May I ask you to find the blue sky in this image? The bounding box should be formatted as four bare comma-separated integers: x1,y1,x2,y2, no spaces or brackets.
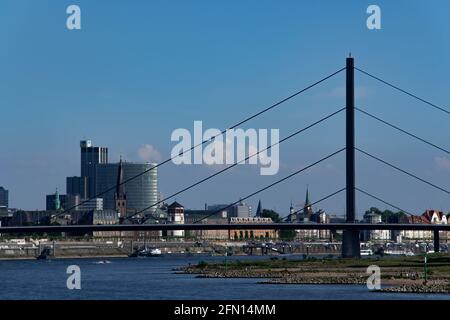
0,0,449,218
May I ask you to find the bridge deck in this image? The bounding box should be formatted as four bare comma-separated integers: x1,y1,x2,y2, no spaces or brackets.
0,223,449,234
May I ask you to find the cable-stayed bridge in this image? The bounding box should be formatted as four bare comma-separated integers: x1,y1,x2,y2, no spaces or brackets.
2,56,449,258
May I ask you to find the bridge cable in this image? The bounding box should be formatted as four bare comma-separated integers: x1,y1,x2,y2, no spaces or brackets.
356,147,450,195
193,148,346,224
282,187,346,222
55,67,346,218
356,107,450,154
355,67,450,116
355,187,415,216
133,107,346,222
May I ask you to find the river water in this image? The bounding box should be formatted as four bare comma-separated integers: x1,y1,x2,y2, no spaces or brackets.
0,255,448,300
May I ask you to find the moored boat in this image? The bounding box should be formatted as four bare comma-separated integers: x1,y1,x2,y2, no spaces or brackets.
129,247,162,257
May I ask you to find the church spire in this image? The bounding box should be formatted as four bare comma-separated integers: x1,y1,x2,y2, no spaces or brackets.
256,200,262,217
305,185,310,207
303,185,312,217
116,157,126,200
115,158,127,219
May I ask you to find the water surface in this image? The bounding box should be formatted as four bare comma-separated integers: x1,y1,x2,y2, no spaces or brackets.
0,256,448,300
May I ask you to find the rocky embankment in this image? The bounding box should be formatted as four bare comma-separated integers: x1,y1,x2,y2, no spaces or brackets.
180,257,450,294
378,281,450,294
182,267,282,278
259,275,366,285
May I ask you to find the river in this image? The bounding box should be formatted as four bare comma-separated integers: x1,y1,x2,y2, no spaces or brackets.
0,255,448,300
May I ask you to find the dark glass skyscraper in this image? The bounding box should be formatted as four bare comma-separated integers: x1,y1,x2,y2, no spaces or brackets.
0,186,8,208
80,140,108,198
66,176,87,198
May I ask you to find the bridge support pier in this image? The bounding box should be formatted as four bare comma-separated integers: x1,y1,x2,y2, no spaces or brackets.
342,230,360,258
434,229,440,253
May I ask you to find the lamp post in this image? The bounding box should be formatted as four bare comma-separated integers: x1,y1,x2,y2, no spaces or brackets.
423,244,429,285
306,244,311,258
224,247,228,274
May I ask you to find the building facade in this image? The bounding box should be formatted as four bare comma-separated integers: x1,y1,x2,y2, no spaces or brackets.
310,210,332,240
10,210,52,226
0,186,8,209
66,176,88,198
361,211,391,241
78,198,104,211
167,201,184,237
229,217,277,240
95,162,158,216
207,202,251,218
184,208,229,239
80,140,108,198
291,188,331,240
399,210,448,241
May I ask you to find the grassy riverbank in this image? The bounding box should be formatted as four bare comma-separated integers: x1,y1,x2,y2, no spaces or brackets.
181,253,450,294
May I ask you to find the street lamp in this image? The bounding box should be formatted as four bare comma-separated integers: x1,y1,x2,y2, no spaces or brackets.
423,243,429,285
224,246,228,273
306,244,311,258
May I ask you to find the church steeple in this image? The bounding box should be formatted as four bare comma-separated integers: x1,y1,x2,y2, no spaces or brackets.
305,186,310,207
303,185,312,217
115,157,127,219
255,200,262,217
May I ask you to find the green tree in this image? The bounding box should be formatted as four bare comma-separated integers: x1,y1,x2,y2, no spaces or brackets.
261,209,281,222
279,229,296,241
365,207,406,223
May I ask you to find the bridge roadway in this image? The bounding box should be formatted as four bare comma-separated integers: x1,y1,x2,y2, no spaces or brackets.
1,223,450,234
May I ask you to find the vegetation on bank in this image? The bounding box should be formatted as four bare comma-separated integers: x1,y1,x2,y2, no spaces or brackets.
185,254,450,292
193,253,450,271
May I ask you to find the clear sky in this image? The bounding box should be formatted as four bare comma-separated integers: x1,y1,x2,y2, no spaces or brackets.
0,0,449,218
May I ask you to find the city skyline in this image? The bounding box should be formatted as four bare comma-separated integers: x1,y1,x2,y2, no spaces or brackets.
1,134,447,219
0,1,449,216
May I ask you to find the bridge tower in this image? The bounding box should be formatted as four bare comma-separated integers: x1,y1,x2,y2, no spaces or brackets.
342,56,361,258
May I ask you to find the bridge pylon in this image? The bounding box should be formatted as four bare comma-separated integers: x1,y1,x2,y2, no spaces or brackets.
342,56,361,258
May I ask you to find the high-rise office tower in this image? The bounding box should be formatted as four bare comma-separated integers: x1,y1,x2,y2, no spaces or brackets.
96,161,158,216
66,176,88,198
0,186,8,209
80,140,108,198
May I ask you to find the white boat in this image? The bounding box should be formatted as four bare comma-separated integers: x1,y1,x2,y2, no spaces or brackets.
385,249,409,256
360,249,373,256
129,247,162,257
149,248,162,256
